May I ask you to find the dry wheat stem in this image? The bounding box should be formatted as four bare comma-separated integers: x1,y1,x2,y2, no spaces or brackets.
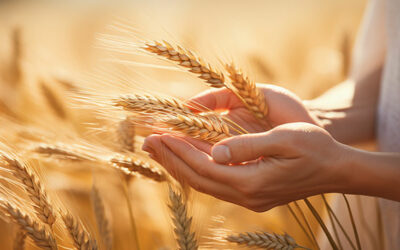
62,211,98,250
13,230,27,250
10,27,22,85
40,81,67,119
1,202,58,250
117,116,136,153
226,231,308,250
91,186,113,250
164,114,231,143
168,187,198,250
115,94,192,115
226,64,269,120
144,41,225,87
110,155,167,182
2,156,56,226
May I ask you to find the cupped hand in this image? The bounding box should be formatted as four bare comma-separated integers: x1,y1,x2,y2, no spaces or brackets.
142,122,351,212
188,84,318,133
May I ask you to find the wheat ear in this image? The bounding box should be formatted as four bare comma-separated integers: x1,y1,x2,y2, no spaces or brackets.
13,230,27,250
2,156,56,226
110,155,167,182
62,211,98,250
91,186,113,250
144,41,225,87
1,202,58,250
168,187,198,250
117,116,136,153
226,63,269,120
164,114,231,143
226,232,307,250
115,94,192,115
32,144,92,162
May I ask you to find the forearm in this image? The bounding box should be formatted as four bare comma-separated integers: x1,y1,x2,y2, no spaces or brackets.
305,67,382,144
339,147,400,201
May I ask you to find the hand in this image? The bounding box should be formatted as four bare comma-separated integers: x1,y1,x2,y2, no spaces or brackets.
142,122,350,212
188,84,318,133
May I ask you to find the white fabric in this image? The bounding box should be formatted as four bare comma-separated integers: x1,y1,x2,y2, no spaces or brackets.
377,0,400,248
320,0,400,249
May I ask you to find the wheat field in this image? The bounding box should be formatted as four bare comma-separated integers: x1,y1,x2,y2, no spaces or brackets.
0,0,367,249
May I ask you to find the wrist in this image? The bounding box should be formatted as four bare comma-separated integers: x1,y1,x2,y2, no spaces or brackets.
332,145,381,196
326,143,362,194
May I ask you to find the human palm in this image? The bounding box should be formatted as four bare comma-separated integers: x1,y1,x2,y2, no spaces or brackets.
189,83,318,133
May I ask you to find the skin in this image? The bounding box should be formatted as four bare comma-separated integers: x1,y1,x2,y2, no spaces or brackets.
142,78,400,212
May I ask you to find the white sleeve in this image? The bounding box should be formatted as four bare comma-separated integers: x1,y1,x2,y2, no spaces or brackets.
350,0,386,82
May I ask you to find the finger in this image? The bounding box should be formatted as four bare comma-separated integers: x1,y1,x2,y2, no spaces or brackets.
142,134,161,155
160,134,247,184
147,137,243,203
181,136,212,155
187,88,242,112
211,130,284,164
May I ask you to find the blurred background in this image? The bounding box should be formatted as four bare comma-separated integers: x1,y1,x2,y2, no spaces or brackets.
0,0,367,249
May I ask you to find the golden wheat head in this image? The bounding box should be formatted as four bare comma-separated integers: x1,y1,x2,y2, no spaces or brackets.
1,201,58,250
144,41,225,88
1,155,56,226
226,231,306,250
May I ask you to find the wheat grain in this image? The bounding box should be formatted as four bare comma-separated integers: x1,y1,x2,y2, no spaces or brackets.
117,116,136,153
144,41,225,87
115,94,192,115
168,187,198,250
91,186,113,250
1,202,58,250
164,114,231,143
13,230,27,250
1,156,56,226
226,63,269,120
110,155,167,182
62,211,98,250
226,231,305,250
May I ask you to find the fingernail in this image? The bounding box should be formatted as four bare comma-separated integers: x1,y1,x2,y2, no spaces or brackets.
212,145,231,163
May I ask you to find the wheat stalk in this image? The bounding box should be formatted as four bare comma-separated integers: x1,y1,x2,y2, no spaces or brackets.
1,201,58,250
144,41,225,88
13,230,27,250
226,231,307,250
225,64,268,120
1,156,56,226
164,114,231,143
110,155,167,182
117,116,136,153
10,27,23,86
62,211,98,250
115,94,192,115
168,187,198,250
91,186,113,250
39,81,67,119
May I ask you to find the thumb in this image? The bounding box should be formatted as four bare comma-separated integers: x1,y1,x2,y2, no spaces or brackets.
211,131,281,164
